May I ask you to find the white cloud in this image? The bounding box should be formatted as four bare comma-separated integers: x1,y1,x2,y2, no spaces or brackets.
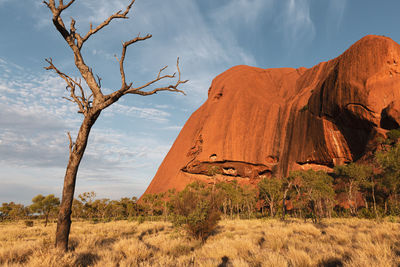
279,0,316,45
0,55,181,201
28,0,260,107
327,0,347,31
80,0,127,24
212,0,274,25
4,0,275,201
107,103,171,123
0,59,172,172
162,125,182,131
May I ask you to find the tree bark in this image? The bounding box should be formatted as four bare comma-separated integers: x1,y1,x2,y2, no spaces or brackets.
269,201,274,217
372,184,377,217
281,188,289,221
45,213,49,227
55,113,99,251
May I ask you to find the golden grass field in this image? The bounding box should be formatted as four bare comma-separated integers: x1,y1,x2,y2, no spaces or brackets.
0,218,399,267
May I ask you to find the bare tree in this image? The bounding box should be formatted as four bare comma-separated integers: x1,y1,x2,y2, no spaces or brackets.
43,0,187,251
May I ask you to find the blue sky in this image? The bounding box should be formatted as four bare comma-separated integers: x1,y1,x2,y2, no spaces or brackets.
1,0,400,204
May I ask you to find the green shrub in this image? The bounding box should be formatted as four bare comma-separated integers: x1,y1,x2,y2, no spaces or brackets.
386,215,398,223
386,128,400,143
170,182,221,241
357,208,375,219
137,215,145,224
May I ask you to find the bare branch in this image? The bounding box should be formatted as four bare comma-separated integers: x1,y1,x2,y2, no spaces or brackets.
62,96,74,103
125,57,188,96
69,17,84,47
60,0,75,11
43,1,51,9
44,58,90,115
80,0,136,47
98,57,186,111
67,132,74,155
96,75,102,88
157,66,168,79
117,33,152,89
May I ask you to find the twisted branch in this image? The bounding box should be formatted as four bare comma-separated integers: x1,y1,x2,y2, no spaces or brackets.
43,0,187,114
44,58,91,115
80,0,135,47
116,33,152,89
126,57,188,96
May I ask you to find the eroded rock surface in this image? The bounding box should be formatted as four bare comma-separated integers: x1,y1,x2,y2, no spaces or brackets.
143,35,400,195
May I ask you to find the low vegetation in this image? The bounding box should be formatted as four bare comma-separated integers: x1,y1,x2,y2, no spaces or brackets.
1,130,399,265
3,130,400,227
0,218,399,266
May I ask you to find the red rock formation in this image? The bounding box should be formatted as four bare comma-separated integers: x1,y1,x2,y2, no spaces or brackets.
143,35,400,195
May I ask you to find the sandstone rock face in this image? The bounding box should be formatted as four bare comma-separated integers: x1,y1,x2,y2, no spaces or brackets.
143,35,400,195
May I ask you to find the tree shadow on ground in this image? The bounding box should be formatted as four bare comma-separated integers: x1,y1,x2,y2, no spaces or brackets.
217,256,230,267
318,258,343,267
74,252,99,267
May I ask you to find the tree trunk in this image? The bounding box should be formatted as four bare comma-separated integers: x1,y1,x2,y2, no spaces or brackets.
269,201,274,217
55,114,99,251
45,213,49,227
372,185,377,217
223,201,227,217
281,188,289,221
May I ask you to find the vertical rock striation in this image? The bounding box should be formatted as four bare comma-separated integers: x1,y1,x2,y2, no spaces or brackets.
143,35,400,195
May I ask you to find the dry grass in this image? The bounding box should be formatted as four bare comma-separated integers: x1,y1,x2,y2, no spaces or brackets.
0,218,399,266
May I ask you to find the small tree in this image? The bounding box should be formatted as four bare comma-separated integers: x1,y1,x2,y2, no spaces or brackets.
334,163,373,215
141,193,164,219
92,198,110,220
0,202,29,221
289,170,334,223
42,0,187,250
375,143,400,215
170,181,221,241
30,194,60,226
71,198,84,219
119,197,138,218
240,185,257,219
281,176,294,220
258,177,283,217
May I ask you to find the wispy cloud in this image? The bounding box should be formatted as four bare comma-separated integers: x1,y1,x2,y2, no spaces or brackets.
278,0,316,46
0,59,172,175
28,0,260,107
107,103,171,123
4,0,324,202
212,0,274,25
161,125,182,131
327,0,347,31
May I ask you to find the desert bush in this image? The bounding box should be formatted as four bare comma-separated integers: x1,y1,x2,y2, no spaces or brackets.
170,181,221,241
0,219,399,266
357,208,375,219
24,220,34,227
137,215,145,224
386,128,400,144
